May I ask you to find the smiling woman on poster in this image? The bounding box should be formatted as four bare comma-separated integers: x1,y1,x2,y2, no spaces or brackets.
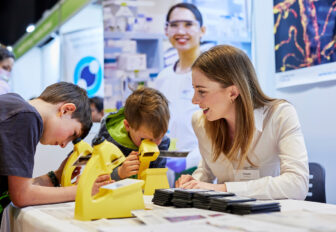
150,3,206,182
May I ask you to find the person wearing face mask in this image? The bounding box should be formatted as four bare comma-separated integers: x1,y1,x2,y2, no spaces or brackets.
0,45,15,95
149,3,206,185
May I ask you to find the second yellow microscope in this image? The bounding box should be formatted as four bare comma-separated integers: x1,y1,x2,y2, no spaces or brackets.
137,139,169,195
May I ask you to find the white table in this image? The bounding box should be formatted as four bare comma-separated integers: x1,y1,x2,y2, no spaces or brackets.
1,197,336,232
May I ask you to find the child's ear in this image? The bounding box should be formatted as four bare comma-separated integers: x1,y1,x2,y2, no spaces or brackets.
59,103,76,116
123,119,131,132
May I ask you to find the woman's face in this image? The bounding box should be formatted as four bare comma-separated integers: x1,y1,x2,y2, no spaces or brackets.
192,68,237,121
165,7,205,52
0,57,14,72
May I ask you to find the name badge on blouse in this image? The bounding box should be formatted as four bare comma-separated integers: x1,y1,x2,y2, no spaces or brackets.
235,168,260,181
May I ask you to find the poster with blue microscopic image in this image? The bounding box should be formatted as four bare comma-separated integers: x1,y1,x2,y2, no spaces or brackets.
274,0,336,88
62,27,104,97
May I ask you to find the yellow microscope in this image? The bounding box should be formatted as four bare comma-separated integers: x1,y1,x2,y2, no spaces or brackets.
137,139,169,195
74,137,145,221
61,138,93,187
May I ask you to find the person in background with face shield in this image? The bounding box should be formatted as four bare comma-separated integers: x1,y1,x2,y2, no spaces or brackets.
149,3,206,186
0,45,15,95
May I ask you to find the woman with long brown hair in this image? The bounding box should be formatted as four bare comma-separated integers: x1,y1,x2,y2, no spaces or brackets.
176,45,309,200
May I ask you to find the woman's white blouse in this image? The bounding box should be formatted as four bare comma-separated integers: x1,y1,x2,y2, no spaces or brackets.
192,102,309,200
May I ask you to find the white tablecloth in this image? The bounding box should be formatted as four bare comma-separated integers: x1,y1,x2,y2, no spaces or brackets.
1,197,336,232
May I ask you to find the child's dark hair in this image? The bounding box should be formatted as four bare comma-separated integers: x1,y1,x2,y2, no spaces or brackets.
38,82,92,139
0,45,15,61
124,87,170,139
166,3,203,26
89,96,104,113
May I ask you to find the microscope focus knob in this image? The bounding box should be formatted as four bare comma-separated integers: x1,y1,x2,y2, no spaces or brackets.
92,136,105,146
72,137,82,145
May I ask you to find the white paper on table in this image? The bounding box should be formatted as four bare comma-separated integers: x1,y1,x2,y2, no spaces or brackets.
247,210,336,231
207,216,309,232
131,207,230,225
99,223,238,232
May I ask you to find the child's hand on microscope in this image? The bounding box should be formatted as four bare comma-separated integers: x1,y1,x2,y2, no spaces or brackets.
74,173,113,195
91,174,114,195
118,151,140,179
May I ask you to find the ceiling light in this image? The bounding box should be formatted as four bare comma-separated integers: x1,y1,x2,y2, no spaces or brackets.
26,24,35,33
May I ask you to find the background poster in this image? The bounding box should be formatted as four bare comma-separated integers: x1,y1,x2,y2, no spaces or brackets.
62,27,104,97
273,0,336,88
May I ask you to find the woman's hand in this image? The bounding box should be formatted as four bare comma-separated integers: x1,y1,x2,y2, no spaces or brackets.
118,151,140,179
175,174,195,187
176,174,227,192
180,180,214,190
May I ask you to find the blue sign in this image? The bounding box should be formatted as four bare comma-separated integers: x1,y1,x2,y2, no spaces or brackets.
74,56,102,97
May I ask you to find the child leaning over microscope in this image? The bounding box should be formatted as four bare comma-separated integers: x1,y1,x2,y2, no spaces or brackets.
93,87,170,180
